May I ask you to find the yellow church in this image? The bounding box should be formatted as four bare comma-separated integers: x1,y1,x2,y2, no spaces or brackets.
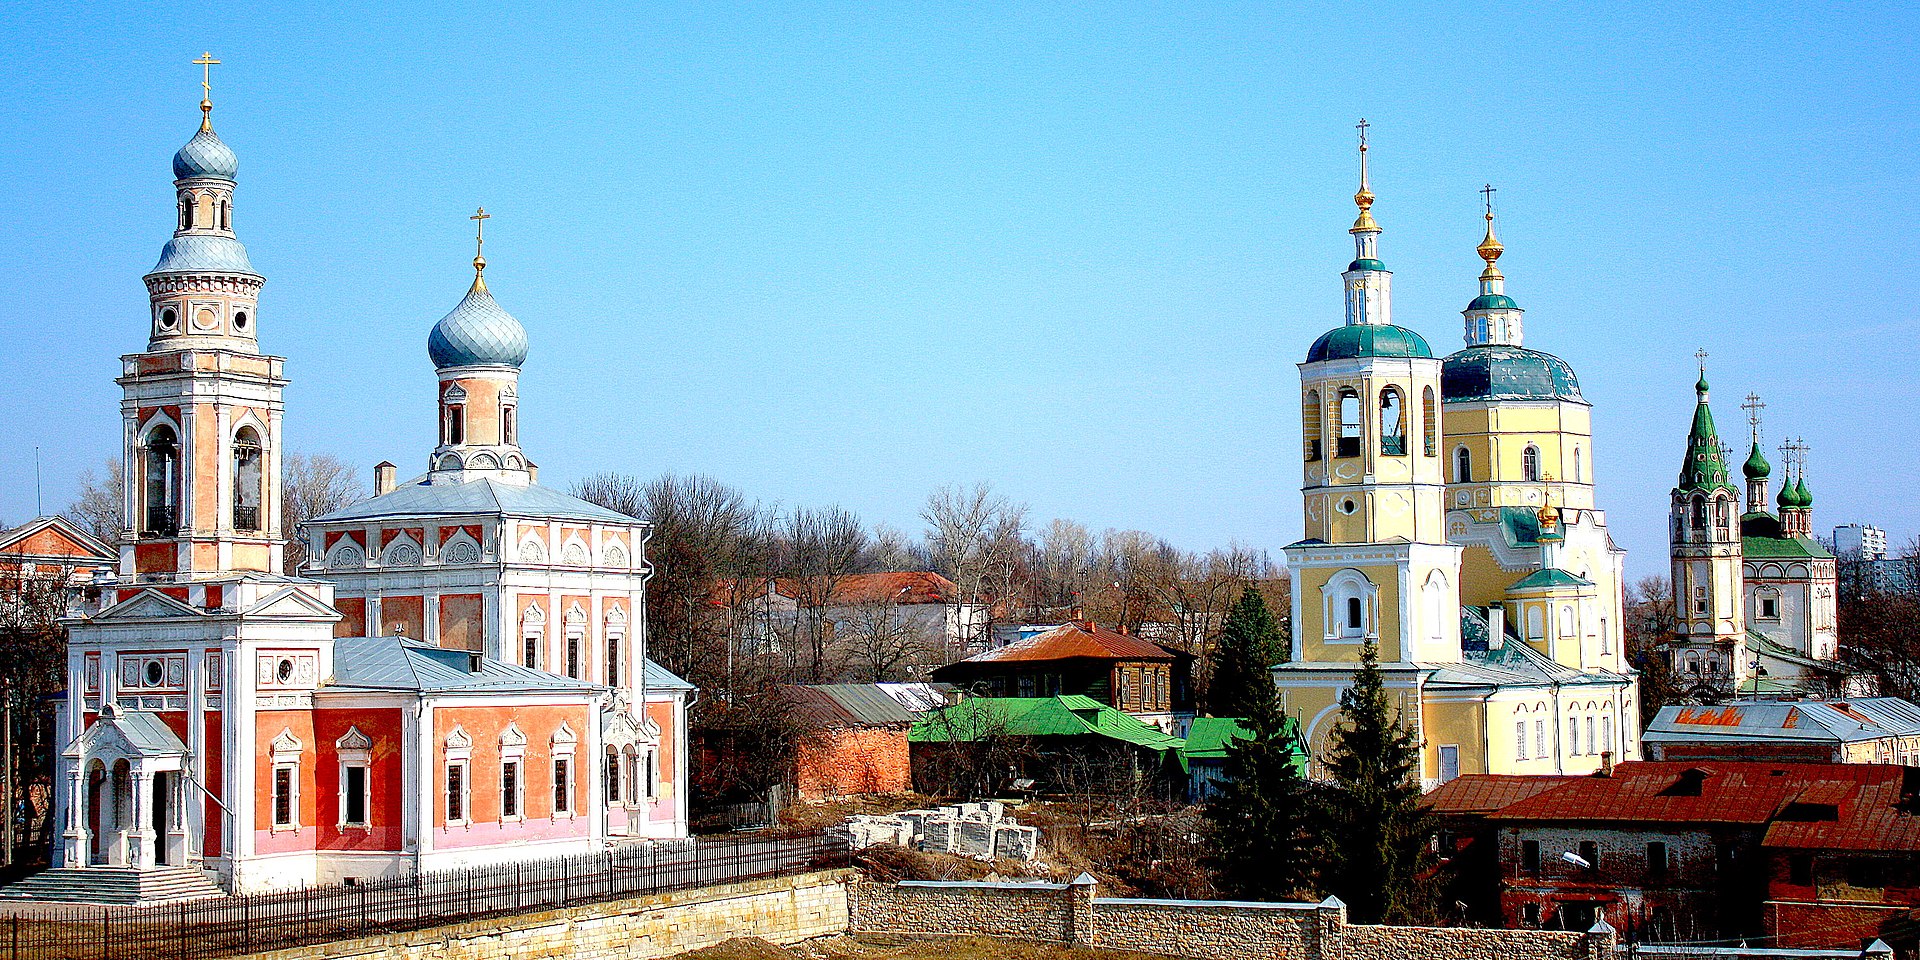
1272,127,1639,787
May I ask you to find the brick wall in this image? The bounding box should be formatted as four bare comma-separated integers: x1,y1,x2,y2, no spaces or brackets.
796,727,911,800
236,870,854,960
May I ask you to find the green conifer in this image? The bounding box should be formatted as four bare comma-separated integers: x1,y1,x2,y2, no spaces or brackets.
1203,650,1316,900
1205,587,1287,718
1318,639,1437,924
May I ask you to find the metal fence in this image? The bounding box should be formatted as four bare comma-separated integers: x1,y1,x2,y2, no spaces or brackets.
2,830,849,960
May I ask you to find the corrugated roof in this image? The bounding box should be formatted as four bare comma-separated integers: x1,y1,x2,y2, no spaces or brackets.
1644,697,1920,746
1422,774,1583,815
875,682,955,713
935,620,1173,672
1742,535,1833,560
1181,717,1254,760
1488,762,1917,836
314,477,639,525
791,684,918,727
909,695,1185,757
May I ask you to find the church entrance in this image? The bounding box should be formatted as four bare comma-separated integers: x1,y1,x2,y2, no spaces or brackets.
151,773,170,866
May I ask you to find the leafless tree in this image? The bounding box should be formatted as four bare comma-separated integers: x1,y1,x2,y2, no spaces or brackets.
839,595,945,682
282,453,365,569
0,561,79,862
780,505,871,682
1837,537,1920,701
63,459,124,544
923,483,1027,646
911,699,1034,798
867,522,925,572
1035,518,1096,614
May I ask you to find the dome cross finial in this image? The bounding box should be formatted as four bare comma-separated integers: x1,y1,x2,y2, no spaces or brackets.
1477,183,1504,278
1350,118,1379,234
470,207,490,290
194,52,220,131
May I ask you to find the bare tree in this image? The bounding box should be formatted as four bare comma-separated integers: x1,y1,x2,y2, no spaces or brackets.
922,483,1027,646
780,505,871,682
282,453,365,569
63,459,124,544
1837,537,1920,701
840,594,945,682
1035,518,1096,614
0,561,79,863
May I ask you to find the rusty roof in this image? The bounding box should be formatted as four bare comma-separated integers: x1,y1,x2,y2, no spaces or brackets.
937,620,1174,670
1482,762,1920,853
1644,697,1920,745
1421,774,1583,815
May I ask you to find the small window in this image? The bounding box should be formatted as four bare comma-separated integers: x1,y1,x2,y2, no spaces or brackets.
524,635,540,668
1601,716,1612,751
605,748,621,803
1522,839,1541,874
1304,390,1323,461
1535,719,1547,759
566,635,580,679
1569,722,1581,756
1346,596,1364,631
501,760,520,818
1454,447,1472,483
446,405,466,446
1648,841,1668,876
344,765,368,827
1586,716,1596,755
1337,388,1362,458
554,759,571,814
1379,387,1406,456
1522,445,1542,481
1017,674,1036,697
446,762,466,822
1522,902,1540,926
607,636,622,687
502,405,517,445
1422,386,1437,457
1788,853,1812,886
1573,447,1583,482
644,749,658,799
158,307,178,330
143,425,181,536
1578,840,1599,870
273,766,295,827
232,426,263,532
1759,595,1779,619
233,310,249,332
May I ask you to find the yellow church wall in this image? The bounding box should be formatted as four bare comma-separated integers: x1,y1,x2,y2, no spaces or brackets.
1296,562,1404,664
1456,543,1517,608
1420,697,1488,779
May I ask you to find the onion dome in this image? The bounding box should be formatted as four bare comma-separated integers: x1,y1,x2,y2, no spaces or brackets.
1306,324,1431,363
1743,443,1771,480
149,235,258,277
1441,345,1583,402
173,125,238,181
1796,477,1813,507
429,276,528,369
1777,481,1799,509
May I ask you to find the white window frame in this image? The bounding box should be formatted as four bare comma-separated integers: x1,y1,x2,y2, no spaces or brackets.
1516,721,1528,760
335,726,373,830
551,722,577,819
1322,568,1378,643
644,747,659,800
1534,719,1547,760
270,728,302,832
444,727,473,827
499,723,527,822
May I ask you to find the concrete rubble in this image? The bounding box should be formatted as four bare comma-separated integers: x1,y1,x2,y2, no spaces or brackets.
842,802,1041,862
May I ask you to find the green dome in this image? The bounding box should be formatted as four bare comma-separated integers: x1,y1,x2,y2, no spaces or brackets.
1440,345,1583,403
1795,477,1813,507
1348,258,1387,272
1466,293,1518,312
1777,480,1805,509
1743,443,1771,480
1306,324,1432,363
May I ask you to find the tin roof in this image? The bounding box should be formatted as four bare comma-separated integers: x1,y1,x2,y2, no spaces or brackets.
935,620,1173,672
313,476,638,525
1488,762,1917,834
1422,774,1583,815
909,695,1185,758
1643,697,1920,746
788,684,918,728
329,635,608,695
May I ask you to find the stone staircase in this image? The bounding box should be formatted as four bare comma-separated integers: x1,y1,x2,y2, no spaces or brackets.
0,866,226,904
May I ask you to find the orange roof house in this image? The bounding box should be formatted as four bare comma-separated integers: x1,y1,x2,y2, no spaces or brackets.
930,621,1193,733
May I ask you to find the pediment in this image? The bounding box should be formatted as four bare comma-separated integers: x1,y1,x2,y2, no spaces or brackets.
551,722,577,746
270,728,303,758
94,589,203,621
241,586,345,621
499,722,527,748
335,726,373,751
445,726,473,750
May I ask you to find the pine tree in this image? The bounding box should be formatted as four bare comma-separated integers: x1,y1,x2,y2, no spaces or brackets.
1203,656,1316,900
1205,587,1287,718
1318,639,1437,924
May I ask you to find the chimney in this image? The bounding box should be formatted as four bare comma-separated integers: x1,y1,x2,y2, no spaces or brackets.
1487,606,1506,650
374,461,397,496
1599,750,1614,776
526,460,539,483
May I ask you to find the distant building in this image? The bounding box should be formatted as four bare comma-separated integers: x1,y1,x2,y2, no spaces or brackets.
908,694,1187,796
1642,698,1920,765
723,572,988,661
930,620,1193,733
1434,761,1920,950
784,683,934,801
1181,716,1307,800
1834,524,1888,561
0,516,116,613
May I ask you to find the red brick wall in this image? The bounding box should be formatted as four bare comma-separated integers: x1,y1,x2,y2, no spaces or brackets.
795,727,910,800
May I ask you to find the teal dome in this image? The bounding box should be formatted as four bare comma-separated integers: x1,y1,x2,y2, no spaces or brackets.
428,281,529,369
1466,293,1518,312
1348,258,1387,272
1440,345,1583,402
1742,444,1771,480
173,126,238,180
148,235,259,278
1306,324,1432,363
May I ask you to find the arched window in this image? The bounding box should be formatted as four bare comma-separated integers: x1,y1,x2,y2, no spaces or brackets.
1379,387,1406,455
1336,388,1362,458
604,746,621,803
624,746,640,802
1573,447,1583,482
1422,386,1437,457
1526,605,1544,641
1522,445,1541,481
194,193,214,229
1423,570,1448,640
1346,597,1363,631
1303,390,1322,462
1690,495,1707,531
444,403,466,446
142,425,180,536
179,197,192,231
1454,447,1472,483
218,200,230,231
1324,568,1376,641
502,405,517,445
232,426,263,532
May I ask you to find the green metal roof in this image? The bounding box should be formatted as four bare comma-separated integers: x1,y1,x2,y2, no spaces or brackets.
1348,258,1387,272
1306,324,1433,363
1509,568,1595,591
1795,477,1813,507
1441,344,1584,403
1466,293,1518,312
1497,506,1544,548
1181,716,1308,775
908,695,1186,758
1742,535,1833,560
1675,379,1738,495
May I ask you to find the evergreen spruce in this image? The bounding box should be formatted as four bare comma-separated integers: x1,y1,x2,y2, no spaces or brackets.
1318,639,1437,924
1205,587,1287,718
1202,650,1316,900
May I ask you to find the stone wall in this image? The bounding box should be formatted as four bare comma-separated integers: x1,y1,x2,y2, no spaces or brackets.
850,875,1611,960
238,870,854,960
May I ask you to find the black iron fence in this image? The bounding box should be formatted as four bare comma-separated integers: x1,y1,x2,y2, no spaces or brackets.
1,830,849,960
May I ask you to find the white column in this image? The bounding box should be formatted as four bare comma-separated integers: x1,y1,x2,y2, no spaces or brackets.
62,762,88,867
129,767,154,870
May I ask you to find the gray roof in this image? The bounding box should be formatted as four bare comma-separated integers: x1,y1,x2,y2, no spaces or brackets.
812,684,918,725
312,476,638,525
1643,697,1920,746
328,635,606,694
173,125,237,180
640,658,695,692
66,709,190,759
149,235,259,277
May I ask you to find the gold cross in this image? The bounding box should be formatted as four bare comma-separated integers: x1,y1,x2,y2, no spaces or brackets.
194,52,220,126
1356,118,1369,151
470,207,490,276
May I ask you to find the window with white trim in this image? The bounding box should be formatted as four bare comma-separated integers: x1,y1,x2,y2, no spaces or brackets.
644,748,659,800
336,726,373,829
446,762,468,823
270,728,302,830
1535,719,1547,759
554,758,571,814
1569,720,1581,756
501,760,521,818
605,747,621,803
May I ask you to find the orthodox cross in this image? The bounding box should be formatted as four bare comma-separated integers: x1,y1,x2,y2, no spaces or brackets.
470,207,489,273
1741,393,1765,447
1481,183,1497,219
1356,118,1370,188
194,52,220,124
1779,437,1809,481
1694,347,1709,374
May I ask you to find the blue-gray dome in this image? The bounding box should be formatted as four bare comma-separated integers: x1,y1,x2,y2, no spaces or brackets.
148,235,259,277
173,126,238,180
1306,324,1432,363
1441,345,1584,403
428,281,529,369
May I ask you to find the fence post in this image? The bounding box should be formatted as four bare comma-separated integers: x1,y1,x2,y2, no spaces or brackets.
98,909,108,960
241,894,249,954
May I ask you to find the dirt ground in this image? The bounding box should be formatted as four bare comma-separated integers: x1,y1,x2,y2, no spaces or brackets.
677,934,1180,960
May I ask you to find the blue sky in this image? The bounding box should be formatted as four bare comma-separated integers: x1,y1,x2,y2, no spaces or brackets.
2,2,1916,575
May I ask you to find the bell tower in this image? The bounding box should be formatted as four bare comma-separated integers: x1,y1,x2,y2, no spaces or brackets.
1666,354,1745,691
118,57,286,578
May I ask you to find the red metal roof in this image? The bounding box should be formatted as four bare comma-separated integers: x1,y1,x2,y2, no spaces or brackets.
1478,761,1920,853
709,571,961,607
1422,775,1583,815
949,620,1174,666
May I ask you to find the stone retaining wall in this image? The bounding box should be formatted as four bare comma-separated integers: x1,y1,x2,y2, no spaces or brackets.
239,869,855,960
